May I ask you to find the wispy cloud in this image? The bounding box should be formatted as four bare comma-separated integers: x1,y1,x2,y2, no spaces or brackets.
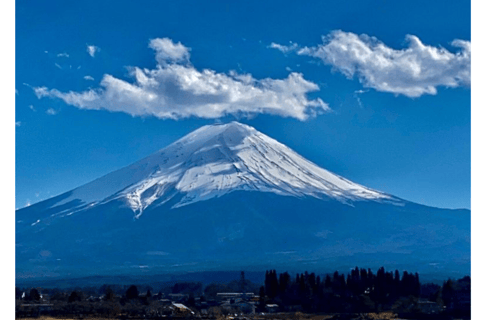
46,108,57,115
271,30,471,98
83,75,94,81
354,89,369,94
15,121,22,127
34,38,330,121
268,41,299,53
87,45,100,57
57,52,69,58
29,105,36,112
54,63,62,69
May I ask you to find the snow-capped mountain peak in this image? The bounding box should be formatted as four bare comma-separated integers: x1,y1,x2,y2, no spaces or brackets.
16,122,470,281
47,121,395,217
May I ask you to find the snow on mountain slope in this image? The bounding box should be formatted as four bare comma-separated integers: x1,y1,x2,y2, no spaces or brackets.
47,121,396,217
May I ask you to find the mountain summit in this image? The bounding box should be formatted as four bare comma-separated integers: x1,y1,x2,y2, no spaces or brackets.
16,122,470,281
38,121,395,219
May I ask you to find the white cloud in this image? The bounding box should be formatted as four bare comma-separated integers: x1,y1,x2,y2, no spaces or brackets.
15,121,21,127
55,63,62,69
34,38,329,121
87,45,100,57
57,52,69,58
268,42,299,53
46,108,57,115
29,105,36,112
272,31,471,98
148,38,190,65
84,75,94,81
353,91,365,108
354,89,368,94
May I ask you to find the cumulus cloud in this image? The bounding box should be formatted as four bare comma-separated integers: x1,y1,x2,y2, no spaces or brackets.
148,38,190,65
87,45,100,57
34,38,329,120
83,75,94,81
272,31,471,98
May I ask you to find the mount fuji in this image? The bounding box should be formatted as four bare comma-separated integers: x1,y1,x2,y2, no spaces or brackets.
16,122,470,280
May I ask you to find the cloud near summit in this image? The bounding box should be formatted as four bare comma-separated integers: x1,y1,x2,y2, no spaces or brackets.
34,38,329,121
270,31,470,98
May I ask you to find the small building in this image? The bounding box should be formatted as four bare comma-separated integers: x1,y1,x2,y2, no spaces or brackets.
172,302,194,315
265,304,279,313
159,299,172,305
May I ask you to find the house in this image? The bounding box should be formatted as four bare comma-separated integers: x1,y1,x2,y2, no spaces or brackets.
159,299,172,305
172,303,195,315
265,304,279,313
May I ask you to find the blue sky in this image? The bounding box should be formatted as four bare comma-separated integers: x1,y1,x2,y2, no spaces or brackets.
15,0,471,209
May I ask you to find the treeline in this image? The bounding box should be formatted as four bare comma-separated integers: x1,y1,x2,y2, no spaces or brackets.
260,267,420,313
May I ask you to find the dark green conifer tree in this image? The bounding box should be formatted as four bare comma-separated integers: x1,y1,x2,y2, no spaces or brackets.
125,285,139,300
29,288,40,301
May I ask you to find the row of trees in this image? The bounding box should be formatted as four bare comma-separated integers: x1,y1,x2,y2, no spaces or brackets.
260,267,421,313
